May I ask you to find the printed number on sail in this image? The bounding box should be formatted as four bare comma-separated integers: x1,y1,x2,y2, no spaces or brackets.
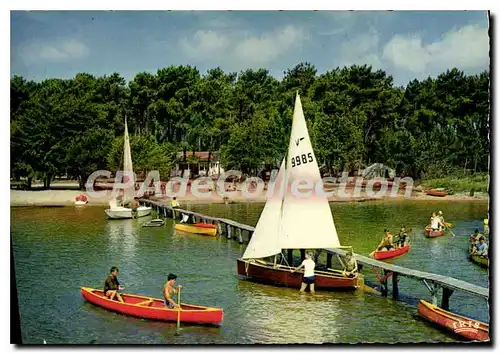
291,153,313,167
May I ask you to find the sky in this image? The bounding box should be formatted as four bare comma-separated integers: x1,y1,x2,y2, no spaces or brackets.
10,10,490,86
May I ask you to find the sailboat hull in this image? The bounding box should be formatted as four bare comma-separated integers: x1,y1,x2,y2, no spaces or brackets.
237,259,359,290
105,206,152,219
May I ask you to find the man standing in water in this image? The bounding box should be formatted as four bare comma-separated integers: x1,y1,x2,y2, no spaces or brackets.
104,266,124,302
163,273,183,309
291,252,316,294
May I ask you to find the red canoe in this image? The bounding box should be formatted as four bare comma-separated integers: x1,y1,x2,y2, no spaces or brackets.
374,244,411,260
193,223,217,229
425,189,448,197
80,287,223,325
236,259,359,289
418,299,489,341
425,226,446,238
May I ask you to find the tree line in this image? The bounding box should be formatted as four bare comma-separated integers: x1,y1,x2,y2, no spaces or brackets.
10,63,490,189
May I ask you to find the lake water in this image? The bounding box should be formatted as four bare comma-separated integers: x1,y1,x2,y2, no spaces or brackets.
11,199,489,344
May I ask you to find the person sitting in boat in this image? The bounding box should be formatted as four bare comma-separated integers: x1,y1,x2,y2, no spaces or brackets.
430,213,440,232
131,197,139,218
171,197,180,208
396,226,409,247
437,211,446,231
342,250,358,278
163,273,182,309
377,229,394,251
470,229,482,243
290,252,316,294
472,237,488,257
104,266,124,303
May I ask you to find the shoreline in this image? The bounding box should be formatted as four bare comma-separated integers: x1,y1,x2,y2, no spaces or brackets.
10,188,489,207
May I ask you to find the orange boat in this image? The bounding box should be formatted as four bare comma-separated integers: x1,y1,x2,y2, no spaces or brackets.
418,299,489,341
425,189,448,197
80,287,223,325
424,226,446,238
374,244,410,260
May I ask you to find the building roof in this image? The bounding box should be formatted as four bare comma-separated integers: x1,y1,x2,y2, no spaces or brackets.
176,151,219,161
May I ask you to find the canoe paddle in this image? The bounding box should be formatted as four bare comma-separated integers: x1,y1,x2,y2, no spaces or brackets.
445,223,456,237
177,288,182,329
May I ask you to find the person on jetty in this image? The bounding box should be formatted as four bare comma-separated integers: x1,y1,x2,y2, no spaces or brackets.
291,252,316,294
163,273,182,309
180,213,190,224
171,197,180,208
104,266,124,303
472,237,488,257
484,219,489,235
377,229,394,251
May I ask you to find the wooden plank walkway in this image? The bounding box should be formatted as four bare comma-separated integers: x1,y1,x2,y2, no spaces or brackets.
325,248,489,299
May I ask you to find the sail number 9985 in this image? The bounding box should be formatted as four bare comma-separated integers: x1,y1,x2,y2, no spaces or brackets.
291,153,313,167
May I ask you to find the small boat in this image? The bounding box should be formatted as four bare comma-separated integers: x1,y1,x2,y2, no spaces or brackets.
374,244,410,260
424,189,448,197
470,254,489,268
424,226,446,238
237,93,360,290
142,219,165,227
418,299,489,341
80,287,223,325
468,237,489,268
105,118,152,220
75,194,88,205
193,223,217,229
175,223,218,236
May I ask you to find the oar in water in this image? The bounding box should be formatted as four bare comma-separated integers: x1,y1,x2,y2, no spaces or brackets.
445,222,456,237
177,288,182,329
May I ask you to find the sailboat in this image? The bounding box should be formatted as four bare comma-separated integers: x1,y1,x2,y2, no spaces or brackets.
105,118,152,219
236,93,360,289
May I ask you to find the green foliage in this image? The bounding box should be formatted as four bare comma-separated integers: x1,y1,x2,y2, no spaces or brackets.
10,63,490,188
421,173,489,193
107,135,175,179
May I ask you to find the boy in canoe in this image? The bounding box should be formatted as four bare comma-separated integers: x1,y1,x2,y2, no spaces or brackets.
104,266,124,302
377,229,394,251
472,237,489,257
395,226,410,247
290,252,316,294
163,273,183,309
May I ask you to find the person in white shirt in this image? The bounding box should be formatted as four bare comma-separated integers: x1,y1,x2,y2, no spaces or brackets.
180,213,190,224
430,213,440,231
291,252,316,293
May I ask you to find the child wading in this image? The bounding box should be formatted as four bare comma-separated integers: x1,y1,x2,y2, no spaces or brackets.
291,252,316,293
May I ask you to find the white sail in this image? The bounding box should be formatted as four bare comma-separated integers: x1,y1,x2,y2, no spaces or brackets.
122,118,135,204
241,158,286,259
280,93,341,249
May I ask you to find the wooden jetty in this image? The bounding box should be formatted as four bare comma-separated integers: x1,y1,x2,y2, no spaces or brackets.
140,199,490,310
325,248,488,309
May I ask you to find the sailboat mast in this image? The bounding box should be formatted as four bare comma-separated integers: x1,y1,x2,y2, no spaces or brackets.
122,116,135,204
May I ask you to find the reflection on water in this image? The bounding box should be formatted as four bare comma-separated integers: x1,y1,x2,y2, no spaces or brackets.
235,280,341,343
106,219,138,261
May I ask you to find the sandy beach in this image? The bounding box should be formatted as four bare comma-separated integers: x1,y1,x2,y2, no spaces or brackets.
10,180,488,207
